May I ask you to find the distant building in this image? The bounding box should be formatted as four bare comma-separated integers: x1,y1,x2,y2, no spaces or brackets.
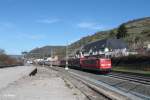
139,41,150,54
145,41,150,50
75,38,128,58
148,44,150,49
46,56,58,61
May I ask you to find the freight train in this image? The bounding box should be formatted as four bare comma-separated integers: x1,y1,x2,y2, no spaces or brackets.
45,56,112,73
70,57,111,72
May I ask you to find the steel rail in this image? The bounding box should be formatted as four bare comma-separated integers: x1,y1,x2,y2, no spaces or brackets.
107,73,150,85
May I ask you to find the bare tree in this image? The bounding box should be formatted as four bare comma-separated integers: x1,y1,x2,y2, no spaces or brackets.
0,49,5,54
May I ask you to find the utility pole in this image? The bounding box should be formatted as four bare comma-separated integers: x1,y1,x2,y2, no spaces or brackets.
65,42,69,70
42,53,45,67
50,48,53,67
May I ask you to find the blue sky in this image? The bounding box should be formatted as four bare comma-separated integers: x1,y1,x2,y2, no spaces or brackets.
0,0,150,54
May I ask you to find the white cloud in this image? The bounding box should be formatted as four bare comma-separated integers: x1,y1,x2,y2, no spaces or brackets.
36,18,60,24
77,22,104,30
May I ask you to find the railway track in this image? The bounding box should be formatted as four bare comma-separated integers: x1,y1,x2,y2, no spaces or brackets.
45,66,111,100
107,72,150,85
46,66,150,100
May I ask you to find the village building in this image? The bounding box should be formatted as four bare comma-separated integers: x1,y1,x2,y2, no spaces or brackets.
75,38,129,58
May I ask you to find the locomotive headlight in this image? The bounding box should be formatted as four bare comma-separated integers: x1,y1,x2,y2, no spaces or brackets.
101,64,106,66
101,63,111,66
107,64,111,66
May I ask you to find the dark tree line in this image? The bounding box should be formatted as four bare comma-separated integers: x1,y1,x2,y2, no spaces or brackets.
108,24,128,39
116,24,128,39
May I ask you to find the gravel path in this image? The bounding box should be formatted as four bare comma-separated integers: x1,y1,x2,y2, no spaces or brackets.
0,67,86,100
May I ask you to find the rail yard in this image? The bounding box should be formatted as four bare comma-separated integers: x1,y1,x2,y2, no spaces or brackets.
45,65,150,100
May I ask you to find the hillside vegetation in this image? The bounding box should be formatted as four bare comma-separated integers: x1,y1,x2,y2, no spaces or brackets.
69,17,150,51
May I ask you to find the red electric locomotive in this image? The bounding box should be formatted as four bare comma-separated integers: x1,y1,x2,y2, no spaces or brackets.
80,57,111,72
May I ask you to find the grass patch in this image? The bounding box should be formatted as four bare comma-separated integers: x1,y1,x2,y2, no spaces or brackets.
112,66,150,77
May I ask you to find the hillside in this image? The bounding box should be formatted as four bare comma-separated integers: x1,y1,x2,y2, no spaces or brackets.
29,17,150,58
28,46,66,59
69,17,150,51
